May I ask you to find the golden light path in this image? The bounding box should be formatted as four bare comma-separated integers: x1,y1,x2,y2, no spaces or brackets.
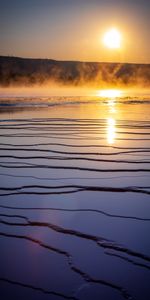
107,117,116,145
103,28,121,49
97,89,122,145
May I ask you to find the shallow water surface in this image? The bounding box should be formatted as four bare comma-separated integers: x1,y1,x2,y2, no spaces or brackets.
0,94,150,300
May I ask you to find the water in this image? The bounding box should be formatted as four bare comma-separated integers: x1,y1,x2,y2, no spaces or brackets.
0,93,150,300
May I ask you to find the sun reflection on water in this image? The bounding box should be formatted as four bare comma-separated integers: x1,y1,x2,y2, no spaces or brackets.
107,117,116,144
97,89,121,145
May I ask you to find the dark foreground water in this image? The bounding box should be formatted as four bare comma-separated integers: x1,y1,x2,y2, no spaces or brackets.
0,93,150,300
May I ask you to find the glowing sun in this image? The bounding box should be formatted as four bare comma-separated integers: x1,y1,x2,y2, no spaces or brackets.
103,28,121,49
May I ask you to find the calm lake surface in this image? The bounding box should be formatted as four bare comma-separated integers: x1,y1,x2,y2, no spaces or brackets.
0,93,150,300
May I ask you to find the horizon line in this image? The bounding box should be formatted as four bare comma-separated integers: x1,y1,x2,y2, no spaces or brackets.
0,55,150,65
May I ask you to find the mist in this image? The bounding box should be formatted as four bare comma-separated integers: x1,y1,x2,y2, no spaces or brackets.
0,56,150,97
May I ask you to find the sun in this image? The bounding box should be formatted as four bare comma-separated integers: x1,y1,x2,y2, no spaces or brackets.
103,28,121,49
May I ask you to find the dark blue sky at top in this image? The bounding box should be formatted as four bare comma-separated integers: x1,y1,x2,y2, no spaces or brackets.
0,0,149,62
0,0,149,17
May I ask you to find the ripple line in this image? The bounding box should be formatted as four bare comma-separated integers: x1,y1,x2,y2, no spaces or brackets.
0,146,150,156
0,184,149,196
0,277,78,299
0,206,149,222
0,154,149,164
0,163,150,173
0,231,133,299
1,215,150,265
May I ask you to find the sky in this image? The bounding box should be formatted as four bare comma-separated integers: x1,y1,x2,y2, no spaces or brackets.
0,0,149,63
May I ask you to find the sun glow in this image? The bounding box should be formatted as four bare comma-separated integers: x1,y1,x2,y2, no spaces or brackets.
98,89,122,98
103,28,121,49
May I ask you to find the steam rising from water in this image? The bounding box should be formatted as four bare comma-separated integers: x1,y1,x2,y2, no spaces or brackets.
0,56,149,98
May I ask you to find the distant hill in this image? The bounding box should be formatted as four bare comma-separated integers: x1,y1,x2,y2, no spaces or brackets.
0,56,150,87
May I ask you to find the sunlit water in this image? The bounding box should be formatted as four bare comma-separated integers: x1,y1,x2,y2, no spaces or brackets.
0,92,150,300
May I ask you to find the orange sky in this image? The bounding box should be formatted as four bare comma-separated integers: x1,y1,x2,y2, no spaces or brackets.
0,0,149,63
